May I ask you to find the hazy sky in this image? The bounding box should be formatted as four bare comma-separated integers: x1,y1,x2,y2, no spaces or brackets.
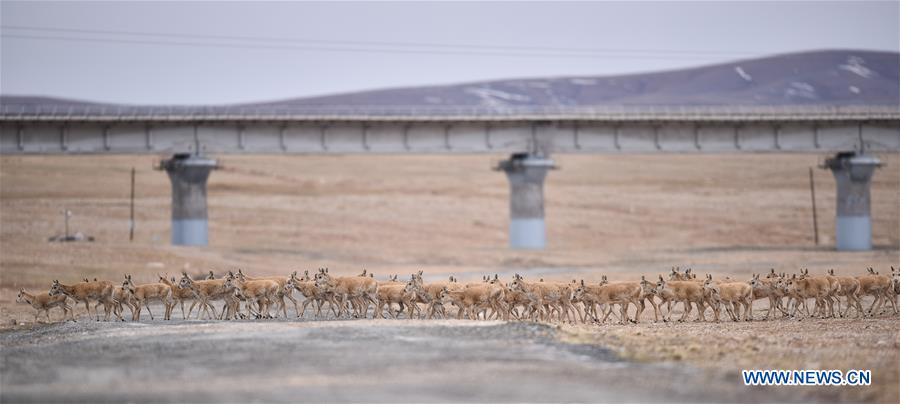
2,1,898,105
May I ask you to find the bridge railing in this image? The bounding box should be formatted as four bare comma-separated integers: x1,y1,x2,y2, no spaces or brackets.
2,103,899,121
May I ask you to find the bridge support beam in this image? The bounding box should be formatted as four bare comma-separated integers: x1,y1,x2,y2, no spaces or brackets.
822,152,881,251
158,154,218,246
496,153,556,249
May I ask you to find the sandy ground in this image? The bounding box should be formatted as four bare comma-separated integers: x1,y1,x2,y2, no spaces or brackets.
1,153,899,402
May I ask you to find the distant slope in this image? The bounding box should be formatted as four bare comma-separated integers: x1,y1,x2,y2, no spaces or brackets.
2,50,897,109
250,49,899,107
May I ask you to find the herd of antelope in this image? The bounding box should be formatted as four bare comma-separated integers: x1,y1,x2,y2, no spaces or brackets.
14,266,900,325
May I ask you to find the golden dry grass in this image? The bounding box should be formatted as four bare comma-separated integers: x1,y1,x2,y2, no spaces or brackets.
1,153,896,292
1,153,899,402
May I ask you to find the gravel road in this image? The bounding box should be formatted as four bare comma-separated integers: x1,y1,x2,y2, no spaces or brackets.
0,318,821,403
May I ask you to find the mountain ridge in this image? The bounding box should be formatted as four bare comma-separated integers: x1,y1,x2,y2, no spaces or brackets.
2,49,898,108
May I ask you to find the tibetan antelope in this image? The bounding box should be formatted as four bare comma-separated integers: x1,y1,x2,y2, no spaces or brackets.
374,279,419,319
702,275,752,321
122,275,175,321
287,270,335,318
654,276,707,322
227,276,280,319
572,279,641,324
314,268,378,318
16,289,74,323
785,271,831,318
826,269,864,317
748,274,788,320
159,275,196,319
857,268,897,316
235,269,299,318
178,271,235,319
49,279,116,321
417,275,465,319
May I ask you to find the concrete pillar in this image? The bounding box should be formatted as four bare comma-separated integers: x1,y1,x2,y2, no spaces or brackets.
495,153,556,249
159,153,217,246
822,152,881,251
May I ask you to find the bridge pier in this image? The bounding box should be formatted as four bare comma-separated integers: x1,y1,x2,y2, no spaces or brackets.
158,153,218,246
496,153,556,249
822,152,881,251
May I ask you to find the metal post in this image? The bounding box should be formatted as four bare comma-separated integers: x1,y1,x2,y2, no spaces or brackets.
157,154,218,246
821,152,882,251
808,167,819,245
495,153,556,249
129,167,135,242
63,208,70,239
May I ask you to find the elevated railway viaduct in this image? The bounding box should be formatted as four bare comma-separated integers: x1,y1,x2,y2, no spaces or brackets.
2,104,898,250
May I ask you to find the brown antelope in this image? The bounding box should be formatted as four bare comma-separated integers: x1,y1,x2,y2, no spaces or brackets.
572,281,602,323
403,271,431,318
477,275,515,320
287,270,336,318
228,276,280,319
703,275,752,321
415,275,465,319
503,281,535,320
429,287,455,319
785,272,832,318
403,279,429,319
572,279,641,324
578,277,646,323
314,268,378,318
235,269,299,318
512,274,576,323
857,268,897,316
16,289,74,323
765,268,780,279
511,280,548,321
122,275,175,321
826,269,864,317
159,275,195,319
374,280,418,319
544,281,579,323
797,268,840,318
748,274,788,320
108,284,135,321
618,276,659,322
443,286,488,321
634,276,661,322
464,277,509,320
178,271,235,319
655,276,707,322
444,277,507,321
217,286,245,320
668,267,687,281
49,279,116,321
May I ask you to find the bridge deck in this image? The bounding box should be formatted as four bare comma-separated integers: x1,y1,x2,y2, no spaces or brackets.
1,105,898,154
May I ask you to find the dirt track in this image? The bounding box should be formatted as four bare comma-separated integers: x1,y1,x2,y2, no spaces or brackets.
1,318,875,403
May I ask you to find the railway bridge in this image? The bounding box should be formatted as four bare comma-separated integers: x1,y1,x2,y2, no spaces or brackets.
2,104,898,250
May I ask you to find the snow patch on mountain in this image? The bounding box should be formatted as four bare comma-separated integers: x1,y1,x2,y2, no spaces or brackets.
464,87,531,107
734,66,753,82
570,78,598,85
849,86,861,94
785,82,817,99
464,88,531,101
839,56,875,78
